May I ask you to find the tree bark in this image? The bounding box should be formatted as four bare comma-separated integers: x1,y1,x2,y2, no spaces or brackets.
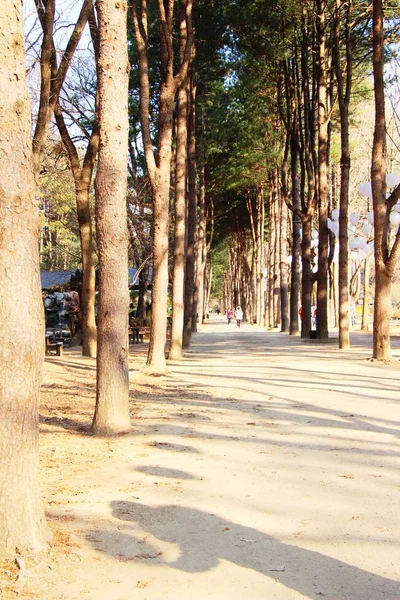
183,77,197,346
194,117,207,326
170,76,188,360
290,144,301,335
92,0,130,434
316,0,329,340
371,0,391,360
361,255,371,331
334,0,352,350
0,1,50,553
54,103,98,357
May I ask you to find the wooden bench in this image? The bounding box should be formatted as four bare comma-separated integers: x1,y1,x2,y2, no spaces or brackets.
129,325,150,344
45,336,63,356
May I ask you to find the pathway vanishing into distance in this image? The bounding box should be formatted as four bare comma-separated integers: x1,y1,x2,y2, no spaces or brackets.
42,316,400,599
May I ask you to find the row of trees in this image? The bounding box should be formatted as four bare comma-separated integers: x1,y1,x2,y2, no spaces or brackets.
1,0,399,553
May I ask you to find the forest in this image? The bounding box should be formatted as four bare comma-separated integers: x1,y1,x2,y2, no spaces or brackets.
1,0,400,569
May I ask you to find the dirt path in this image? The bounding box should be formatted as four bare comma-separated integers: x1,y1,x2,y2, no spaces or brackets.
3,317,400,599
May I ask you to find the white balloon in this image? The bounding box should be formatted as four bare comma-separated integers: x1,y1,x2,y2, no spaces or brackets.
311,229,319,239
358,239,368,251
286,255,293,264
362,223,371,237
350,250,359,260
331,208,339,221
327,218,332,230
386,172,400,188
331,222,339,236
349,238,357,250
366,211,374,225
348,223,356,233
394,202,400,212
350,212,360,226
311,238,318,248
368,241,374,254
389,211,400,225
357,181,372,198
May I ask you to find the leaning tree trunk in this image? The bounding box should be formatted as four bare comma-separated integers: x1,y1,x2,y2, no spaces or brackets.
92,0,130,434
0,2,50,553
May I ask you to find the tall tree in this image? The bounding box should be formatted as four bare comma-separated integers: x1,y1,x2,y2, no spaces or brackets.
92,0,131,434
0,0,50,552
32,0,93,180
371,0,400,360
316,0,331,340
54,11,100,357
131,0,194,374
170,8,192,360
333,0,353,349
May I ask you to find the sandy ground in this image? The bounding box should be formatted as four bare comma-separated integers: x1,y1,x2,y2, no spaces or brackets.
2,316,400,600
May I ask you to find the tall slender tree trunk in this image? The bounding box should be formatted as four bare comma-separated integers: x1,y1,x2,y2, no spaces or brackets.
54,103,98,357
273,174,281,327
0,1,50,552
280,186,289,331
290,145,301,335
183,78,197,345
316,0,329,339
361,255,371,331
334,0,352,349
301,216,313,337
170,77,188,360
371,0,391,360
194,119,207,326
92,0,130,434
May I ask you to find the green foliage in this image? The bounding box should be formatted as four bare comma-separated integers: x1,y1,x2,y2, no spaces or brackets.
39,143,83,270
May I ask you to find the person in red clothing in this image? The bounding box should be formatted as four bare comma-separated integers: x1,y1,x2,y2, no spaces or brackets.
227,308,233,324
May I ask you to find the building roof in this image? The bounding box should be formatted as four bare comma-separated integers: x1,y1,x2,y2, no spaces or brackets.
41,268,152,291
128,267,152,287
41,270,75,291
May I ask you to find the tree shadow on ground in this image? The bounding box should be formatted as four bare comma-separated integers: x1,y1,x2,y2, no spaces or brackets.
85,501,400,600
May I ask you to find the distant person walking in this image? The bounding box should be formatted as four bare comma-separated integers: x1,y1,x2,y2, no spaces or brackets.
235,305,243,328
227,308,233,325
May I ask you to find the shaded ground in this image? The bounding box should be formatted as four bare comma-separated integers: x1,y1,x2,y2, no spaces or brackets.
2,316,400,599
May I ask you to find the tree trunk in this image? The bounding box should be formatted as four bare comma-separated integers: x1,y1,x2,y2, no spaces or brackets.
371,0,391,360
92,0,130,434
183,78,197,345
280,187,289,331
54,102,98,358
170,78,188,360
194,119,207,326
361,255,371,331
290,145,301,335
334,0,352,350
76,182,97,357
316,0,329,340
0,1,50,553
301,216,313,337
